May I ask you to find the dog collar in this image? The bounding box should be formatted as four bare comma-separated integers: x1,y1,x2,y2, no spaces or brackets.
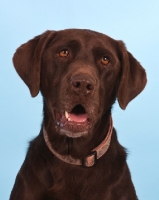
43,117,113,167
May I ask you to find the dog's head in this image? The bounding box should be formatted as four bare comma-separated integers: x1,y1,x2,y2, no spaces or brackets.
13,29,147,138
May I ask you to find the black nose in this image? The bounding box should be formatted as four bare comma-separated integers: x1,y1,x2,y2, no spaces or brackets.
71,74,95,95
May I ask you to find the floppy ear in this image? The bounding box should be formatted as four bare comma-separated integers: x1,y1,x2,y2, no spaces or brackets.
117,41,147,109
13,30,56,97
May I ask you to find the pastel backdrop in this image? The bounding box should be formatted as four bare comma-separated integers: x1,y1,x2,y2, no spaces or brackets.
0,1,159,199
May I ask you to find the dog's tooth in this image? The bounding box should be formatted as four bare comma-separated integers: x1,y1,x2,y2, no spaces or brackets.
65,111,69,119
68,117,71,121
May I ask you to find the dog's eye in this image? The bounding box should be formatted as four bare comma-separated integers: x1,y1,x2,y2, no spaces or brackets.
59,49,69,57
101,56,110,65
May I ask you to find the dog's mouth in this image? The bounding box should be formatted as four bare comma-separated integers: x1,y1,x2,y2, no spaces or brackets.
55,104,91,138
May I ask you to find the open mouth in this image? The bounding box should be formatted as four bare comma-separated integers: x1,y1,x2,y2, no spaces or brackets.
55,104,91,138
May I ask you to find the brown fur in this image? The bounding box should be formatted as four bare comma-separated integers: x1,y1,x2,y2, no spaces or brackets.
10,29,147,200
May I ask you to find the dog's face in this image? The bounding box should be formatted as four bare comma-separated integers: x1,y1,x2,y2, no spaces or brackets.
40,30,121,138
13,29,147,139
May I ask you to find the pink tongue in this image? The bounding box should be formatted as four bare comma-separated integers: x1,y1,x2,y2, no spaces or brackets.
68,113,88,122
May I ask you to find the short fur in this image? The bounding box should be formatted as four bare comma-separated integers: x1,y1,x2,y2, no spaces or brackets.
10,29,147,200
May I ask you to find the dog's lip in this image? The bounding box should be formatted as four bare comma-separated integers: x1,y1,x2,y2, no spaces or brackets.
54,104,91,136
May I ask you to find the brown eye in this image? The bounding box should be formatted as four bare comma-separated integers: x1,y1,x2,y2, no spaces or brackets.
59,49,69,57
101,56,110,65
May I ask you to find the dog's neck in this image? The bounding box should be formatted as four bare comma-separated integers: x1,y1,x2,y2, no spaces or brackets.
43,116,113,167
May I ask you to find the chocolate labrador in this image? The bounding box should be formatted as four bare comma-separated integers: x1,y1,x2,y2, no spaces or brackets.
10,29,147,200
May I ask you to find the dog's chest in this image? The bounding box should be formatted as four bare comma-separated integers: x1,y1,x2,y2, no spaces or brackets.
47,164,112,200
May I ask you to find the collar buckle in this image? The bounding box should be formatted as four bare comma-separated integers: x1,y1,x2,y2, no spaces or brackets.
82,151,97,167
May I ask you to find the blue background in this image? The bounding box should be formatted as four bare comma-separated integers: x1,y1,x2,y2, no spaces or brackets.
1,0,159,199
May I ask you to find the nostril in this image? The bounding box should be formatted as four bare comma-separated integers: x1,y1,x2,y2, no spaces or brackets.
72,81,81,88
87,83,94,91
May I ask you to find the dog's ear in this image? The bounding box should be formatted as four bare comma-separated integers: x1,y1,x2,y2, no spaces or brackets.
117,41,147,109
13,31,55,97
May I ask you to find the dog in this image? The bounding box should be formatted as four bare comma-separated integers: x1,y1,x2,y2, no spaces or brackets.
10,29,147,200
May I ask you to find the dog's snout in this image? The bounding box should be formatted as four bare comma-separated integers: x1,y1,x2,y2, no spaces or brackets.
71,74,95,95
